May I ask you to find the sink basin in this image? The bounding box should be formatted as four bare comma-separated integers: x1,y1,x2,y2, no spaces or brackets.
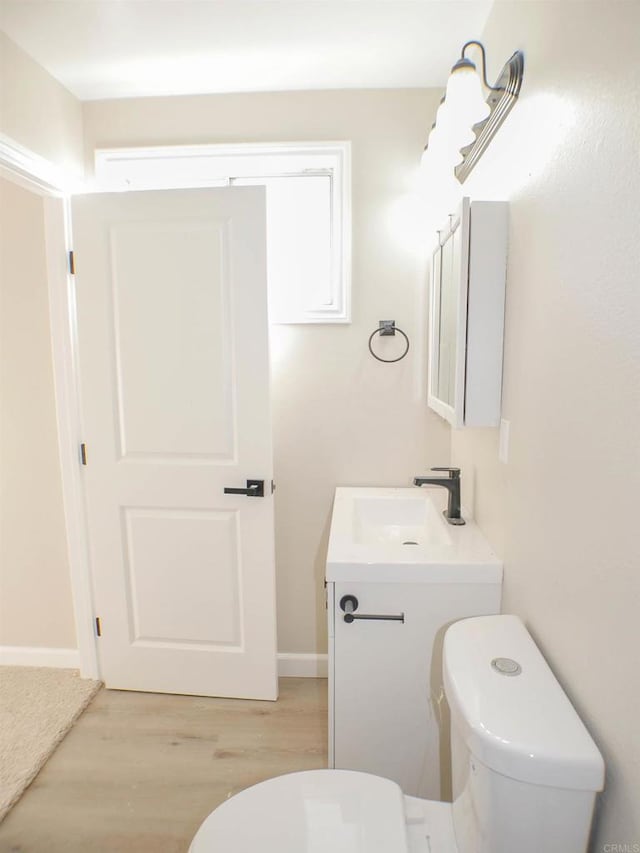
353,494,451,546
326,487,502,583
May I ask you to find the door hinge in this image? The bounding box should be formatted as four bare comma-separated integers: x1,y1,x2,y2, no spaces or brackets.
95,617,102,637
80,443,88,465
68,250,75,275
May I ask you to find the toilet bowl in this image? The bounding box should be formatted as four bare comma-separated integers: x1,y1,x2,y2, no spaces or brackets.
189,769,455,853
190,615,605,853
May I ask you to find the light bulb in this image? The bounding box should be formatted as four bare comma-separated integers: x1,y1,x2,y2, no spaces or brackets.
434,100,476,158
428,122,464,168
445,62,491,125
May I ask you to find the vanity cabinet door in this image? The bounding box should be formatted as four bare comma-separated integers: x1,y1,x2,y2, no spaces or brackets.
330,581,501,799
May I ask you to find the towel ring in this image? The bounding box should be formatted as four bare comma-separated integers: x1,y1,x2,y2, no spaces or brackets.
368,320,410,363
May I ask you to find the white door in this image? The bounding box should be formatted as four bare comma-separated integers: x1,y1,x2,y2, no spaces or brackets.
72,187,277,700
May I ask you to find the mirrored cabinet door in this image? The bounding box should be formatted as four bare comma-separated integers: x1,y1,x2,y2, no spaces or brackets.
428,198,508,428
436,216,461,408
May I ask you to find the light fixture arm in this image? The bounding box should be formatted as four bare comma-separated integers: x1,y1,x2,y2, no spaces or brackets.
460,40,498,91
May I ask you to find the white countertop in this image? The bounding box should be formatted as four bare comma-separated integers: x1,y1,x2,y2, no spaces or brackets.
326,487,502,584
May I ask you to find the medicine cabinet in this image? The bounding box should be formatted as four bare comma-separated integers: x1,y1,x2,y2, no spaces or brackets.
428,197,508,428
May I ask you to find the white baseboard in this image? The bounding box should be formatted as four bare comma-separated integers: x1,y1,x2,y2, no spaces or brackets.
0,645,81,669
277,653,328,678
0,646,325,678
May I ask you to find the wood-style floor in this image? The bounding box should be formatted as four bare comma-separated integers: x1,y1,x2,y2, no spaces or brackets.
0,678,328,853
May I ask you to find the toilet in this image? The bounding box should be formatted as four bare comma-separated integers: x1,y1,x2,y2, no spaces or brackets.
189,615,605,853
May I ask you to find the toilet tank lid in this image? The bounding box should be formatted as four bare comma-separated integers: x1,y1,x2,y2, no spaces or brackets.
443,615,605,792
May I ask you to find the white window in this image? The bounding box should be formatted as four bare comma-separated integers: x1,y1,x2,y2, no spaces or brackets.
94,143,351,324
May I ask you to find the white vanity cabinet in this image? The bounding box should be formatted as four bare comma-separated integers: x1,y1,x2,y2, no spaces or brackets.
327,579,501,799
428,198,508,428
326,487,503,800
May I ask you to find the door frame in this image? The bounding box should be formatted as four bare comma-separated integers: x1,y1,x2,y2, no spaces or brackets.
0,133,100,678
1,135,338,682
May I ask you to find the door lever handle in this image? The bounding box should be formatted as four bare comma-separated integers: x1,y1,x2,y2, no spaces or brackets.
224,479,265,497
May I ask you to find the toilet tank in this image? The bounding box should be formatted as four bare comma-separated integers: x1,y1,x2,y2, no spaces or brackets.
443,615,604,853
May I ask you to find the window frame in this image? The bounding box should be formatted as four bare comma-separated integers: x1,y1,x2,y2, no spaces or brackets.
93,142,351,324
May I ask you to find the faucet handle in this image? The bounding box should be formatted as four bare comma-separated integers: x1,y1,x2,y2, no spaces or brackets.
430,467,460,479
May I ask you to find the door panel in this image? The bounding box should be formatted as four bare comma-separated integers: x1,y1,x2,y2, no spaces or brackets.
122,508,241,647
72,187,277,699
111,218,233,459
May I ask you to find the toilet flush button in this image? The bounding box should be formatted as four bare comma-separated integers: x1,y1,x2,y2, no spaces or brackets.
491,657,522,676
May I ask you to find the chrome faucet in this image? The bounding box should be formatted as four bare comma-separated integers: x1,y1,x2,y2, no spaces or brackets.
413,467,465,525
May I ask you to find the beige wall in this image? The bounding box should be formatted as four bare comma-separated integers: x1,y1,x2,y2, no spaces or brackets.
0,177,76,648
447,2,640,848
83,89,450,655
0,32,84,176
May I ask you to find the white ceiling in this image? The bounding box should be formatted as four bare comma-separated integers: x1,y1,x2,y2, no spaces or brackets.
0,1,493,101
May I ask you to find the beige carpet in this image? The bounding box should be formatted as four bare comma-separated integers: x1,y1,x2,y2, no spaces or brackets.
0,666,101,822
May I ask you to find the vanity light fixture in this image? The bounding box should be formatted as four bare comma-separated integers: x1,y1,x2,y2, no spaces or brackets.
422,41,524,182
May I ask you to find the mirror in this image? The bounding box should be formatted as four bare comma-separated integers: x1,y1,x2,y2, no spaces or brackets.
427,197,508,429
435,223,461,406
429,210,463,414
